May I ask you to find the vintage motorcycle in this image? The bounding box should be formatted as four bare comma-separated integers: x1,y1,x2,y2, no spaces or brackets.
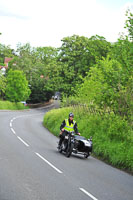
58,131,92,158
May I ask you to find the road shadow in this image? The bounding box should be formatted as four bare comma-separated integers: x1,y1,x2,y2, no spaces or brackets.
51,148,92,161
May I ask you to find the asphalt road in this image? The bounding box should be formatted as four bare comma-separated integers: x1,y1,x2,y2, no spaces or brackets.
0,103,133,200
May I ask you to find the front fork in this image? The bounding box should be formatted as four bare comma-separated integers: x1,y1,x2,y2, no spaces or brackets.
67,136,74,151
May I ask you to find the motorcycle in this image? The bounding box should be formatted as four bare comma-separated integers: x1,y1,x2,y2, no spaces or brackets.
58,131,92,158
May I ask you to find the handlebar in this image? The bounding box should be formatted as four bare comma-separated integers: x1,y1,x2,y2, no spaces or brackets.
64,130,75,137
64,130,74,133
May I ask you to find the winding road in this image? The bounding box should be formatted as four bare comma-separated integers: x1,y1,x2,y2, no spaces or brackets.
0,103,133,200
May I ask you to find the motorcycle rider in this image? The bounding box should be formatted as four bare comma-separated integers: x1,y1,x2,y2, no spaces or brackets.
58,112,80,149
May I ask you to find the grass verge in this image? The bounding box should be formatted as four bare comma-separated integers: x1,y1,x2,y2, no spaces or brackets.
43,107,133,174
0,100,29,110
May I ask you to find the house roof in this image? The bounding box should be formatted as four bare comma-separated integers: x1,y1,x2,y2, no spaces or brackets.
0,57,13,70
4,57,12,63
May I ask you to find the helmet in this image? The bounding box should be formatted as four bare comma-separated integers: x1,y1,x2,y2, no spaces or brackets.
69,112,74,118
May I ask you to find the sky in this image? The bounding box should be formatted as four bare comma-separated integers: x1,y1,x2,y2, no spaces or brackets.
0,0,133,50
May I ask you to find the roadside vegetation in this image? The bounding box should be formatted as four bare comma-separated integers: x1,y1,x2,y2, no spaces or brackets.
0,100,29,110
44,107,133,174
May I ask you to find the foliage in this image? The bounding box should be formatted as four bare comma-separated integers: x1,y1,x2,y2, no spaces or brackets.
8,44,58,103
110,36,133,73
77,57,132,119
0,63,5,66
28,71,53,103
0,44,15,61
1,9,132,105
6,35,111,101
0,72,7,98
43,107,133,173
124,9,133,41
6,69,31,102
57,34,111,96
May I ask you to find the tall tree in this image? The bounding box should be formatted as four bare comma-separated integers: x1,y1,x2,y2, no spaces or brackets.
57,34,111,96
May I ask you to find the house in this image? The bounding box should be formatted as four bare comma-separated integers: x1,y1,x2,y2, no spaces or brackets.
0,57,13,74
4,57,13,68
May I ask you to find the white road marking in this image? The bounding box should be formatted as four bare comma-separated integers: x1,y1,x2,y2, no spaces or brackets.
35,152,63,174
17,136,29,147
79,188,98,200
8,111,100,200
11,128,16,135
9,112,63,175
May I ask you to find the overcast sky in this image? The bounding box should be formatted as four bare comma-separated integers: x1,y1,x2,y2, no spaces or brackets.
0,0,133,49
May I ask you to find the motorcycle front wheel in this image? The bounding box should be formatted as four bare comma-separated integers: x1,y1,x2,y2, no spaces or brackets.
66,143,74,157
58,146,62,153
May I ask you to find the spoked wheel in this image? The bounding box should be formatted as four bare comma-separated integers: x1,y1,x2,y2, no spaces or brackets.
66,143,74,157
58,141,67,153
58,146,62,153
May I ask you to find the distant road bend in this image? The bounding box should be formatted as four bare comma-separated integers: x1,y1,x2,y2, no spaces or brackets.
0,103,133,200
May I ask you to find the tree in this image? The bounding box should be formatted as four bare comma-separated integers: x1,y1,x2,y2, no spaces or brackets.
8,44,58,103
58,35,91,78
6,70,31,102
125,9,133,41
109,9,133,74
27,70,53,103
77,56,132,118
57,35,111,96
35,46,58,64
0,72,7,99
0,44,15,64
